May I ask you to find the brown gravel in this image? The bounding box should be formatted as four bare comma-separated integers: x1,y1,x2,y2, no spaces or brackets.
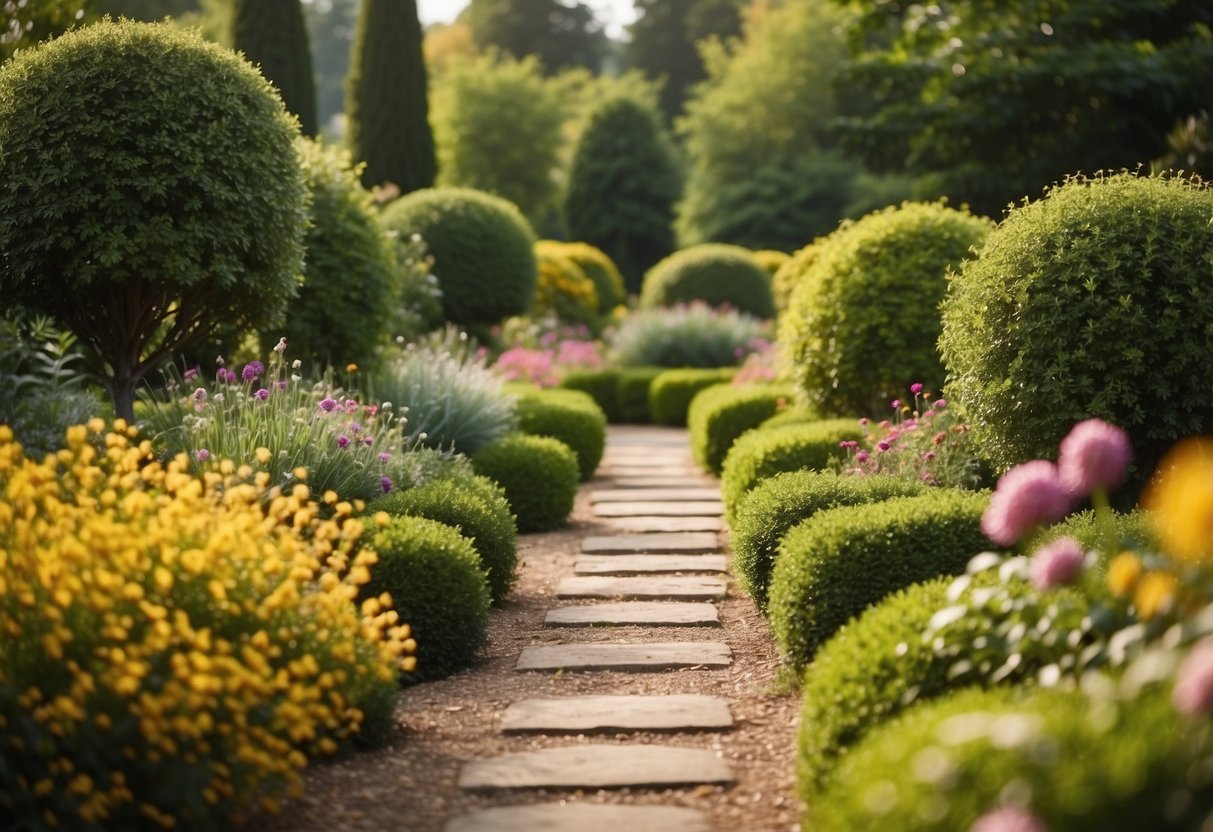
266,427,803,832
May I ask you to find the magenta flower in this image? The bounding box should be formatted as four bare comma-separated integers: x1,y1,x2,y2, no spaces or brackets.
877,441,892,452
255,388,269,401
859,418,869,427
195,449,210,462
183,366,200,382
1173,637,1213,716
910,382,923,394
337,435,350,449
969,806,1046,832
981,460,1073,546
241,360,265,382
345,399,360,414
934,399,947,410
379,476,393,494
856,451,870,463
319,398,338,412
1057,418,1132,497
276,380,288,390
379,452,391,463
891,399,902,409
1029,536,1085,589
223,368,238,383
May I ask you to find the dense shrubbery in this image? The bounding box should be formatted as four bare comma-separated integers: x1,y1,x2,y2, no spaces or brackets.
610,302,769,369
640,244,776,319
649,368,738,426
751,249,790,280
771,243,820,312
545,241,627,312
514,387,607,481
472,434,580,532
617,366,665,424
560,368,622,422
687,383,795,474
531,242,600,330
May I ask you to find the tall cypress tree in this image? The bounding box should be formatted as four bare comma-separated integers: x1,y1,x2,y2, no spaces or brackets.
231,0,318,136
345,0,436,193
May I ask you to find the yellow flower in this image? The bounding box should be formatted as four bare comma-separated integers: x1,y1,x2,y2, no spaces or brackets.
1134,570,1178,620
1107,551,1143,597
255,447,271,465
1142,437,1213,562
345,363,358,373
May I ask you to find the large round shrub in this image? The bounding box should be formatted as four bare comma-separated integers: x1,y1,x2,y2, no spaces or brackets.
379,187,537,326
531,242,600,329
550,241,628,312
640,244,776,318
687,383,795,474
514,387,607,481
472,434,580,532
771,242,821,312
781,202,992,415
939,173,1213,485
649,368,738,426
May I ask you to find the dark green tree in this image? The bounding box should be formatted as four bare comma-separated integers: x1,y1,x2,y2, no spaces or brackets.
231,0,317,135
2,0,94,59
345,0,436,192
461,0,608,74
563,94,682,294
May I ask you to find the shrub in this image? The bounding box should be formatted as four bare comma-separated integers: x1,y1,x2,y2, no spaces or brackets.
771,242,820,311
617,366,666,424
939,172,1213,490
687,383,795,474
757,406,820,430
560,368,621,422
768,489,989,669
514,387,607,481
531,242,600,330
731,470,925,608
472,434,580,532
610,302,769,369
365,515,490,683
371,477,518,603
640,244,776,319
752,249,790,280
649,368,738,427
551,241,628,312
781,201,992,415
720,419,865,523
379,187,537,327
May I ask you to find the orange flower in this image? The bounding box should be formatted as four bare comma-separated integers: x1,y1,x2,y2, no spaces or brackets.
1141,438,1213,562
1134,570,1178,620
1107,551,1143,597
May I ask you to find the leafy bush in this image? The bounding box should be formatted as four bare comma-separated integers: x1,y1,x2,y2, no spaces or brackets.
379,187,537,327
781,202,992,415
514,387,607,481
752,249,790,280
531,242,600,329
551,241,628,312
560,368,622,422
731,470,925,608
768,489,989,669
649,367,738,427
640,243,776,319
610,302,769,369
687,383,795,474
758,406,821,430
771,242,821,312
365,515,490,683
939,172,1213,488
617,366,666,424
472,434,580,532
371,477,518,603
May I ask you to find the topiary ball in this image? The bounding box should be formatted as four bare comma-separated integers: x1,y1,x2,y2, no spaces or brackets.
548,240,628,312
771,242,821,312
514,387,607,481
365,515,490,683
532,242,600,329
379,187,537,326
472,434,580,532
649,367,738,427
687,382,796,474
640,244,776,319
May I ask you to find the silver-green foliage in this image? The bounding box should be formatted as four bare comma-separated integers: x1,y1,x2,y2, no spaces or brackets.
610,303,768,369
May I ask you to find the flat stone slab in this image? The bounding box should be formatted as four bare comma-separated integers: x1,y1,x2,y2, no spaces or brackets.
446,804,711,832
458,745,734,790
501,694,734,734
593,501,723,517
581,532,719,554
599,466,702,478
608,477,715,489
557,576,727,600
544,602,720,627
516,641,732,672
599,455,693,468
602,516,725,533
590,487,720,503
574,554,728,576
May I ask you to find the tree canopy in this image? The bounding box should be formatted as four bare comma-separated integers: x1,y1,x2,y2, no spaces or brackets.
460,0,608,74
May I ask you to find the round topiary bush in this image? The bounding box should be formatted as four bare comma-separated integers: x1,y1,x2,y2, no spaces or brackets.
771,242,821,312
379,187,537,326
472,433,580,532
514,387,607,481
371,478,518,603
640,244,776,319
649,368,738,427
532,242,600,329
768,489,989,669
731,470,926,608
549,240,628,312
939,173,1213,489
780,202,992,416
560,368,622,422
687,383,796,474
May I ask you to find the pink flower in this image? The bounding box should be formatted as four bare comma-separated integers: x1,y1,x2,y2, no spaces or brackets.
1029,536,1085,589
379,452,391,463
859,418,869,427
195,449,210,462
345,399,360,414
877,441,891,452
1057,418,1132,497
981,460,1073,546
319,398,338,412
183,366,200,382
255,388,269,401
856,451,870,463
910,382,923,394
891,399,902,409
934,399,947,410
337,435,350,449
970,806,1046,832
1173,637,1213,716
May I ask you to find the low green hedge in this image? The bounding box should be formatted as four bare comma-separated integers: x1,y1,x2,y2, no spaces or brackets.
649,367,737,426
758,406,821,430
617,366,665,423
514,387,607,481
720,419,864,523
730,470,925,609
472,433,580,532
687,383,795,474
560,368,621,422
768,489,989,669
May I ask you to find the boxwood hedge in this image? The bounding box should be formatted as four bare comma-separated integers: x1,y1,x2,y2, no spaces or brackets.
649,367,738,427
514,387,607,481
687,383,795,474
472,433,580,532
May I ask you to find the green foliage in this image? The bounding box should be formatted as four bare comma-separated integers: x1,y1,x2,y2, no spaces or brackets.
371,477,517,603
752,249,789,279
939,173,1213,490
781,202,992,416
559,368,621,423
617,366,666,424
462,0,608,74
0,19,308,420
730,470,924,609
687,383,795,474
531,243,600,330
610,303,768,369
544,241,627,312
1,0,94,60
771,242,820,312
649,368,737,426
758,406,821,430
472,433,580,532
345,0,435,192
1042,509,1161,562
768,489,989,669
514,387,607,481
380,187,538,326
366,516,490,683
231,0,317,135
640,244,775,319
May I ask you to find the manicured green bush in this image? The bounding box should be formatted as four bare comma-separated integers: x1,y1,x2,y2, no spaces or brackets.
560,368,621,422
649,368,738,426
640,243,776,319
771,242,820,312
610,303,768,369
548,241,627,312
371,478,518,603
720,419,865,523
1042,508,1161,566
781,202,992,415
379,187,537,327
617,366,665,423
687,383,795,474
532,242,600,330
768,489,989,669
939,173,1213,490
752,249,790,280
472,433,580,531
514,387,607,481
731,470,925,608
758,406,821,430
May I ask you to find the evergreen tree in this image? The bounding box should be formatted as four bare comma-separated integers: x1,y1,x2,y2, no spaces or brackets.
231,0,317,135
345,0,436,193
461,0,607,74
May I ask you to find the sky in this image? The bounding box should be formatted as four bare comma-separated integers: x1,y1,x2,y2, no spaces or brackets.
416,0,638,39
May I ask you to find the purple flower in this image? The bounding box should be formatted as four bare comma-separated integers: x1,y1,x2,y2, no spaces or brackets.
891,399,902,409
276,380,288,390
1029,536,1085,589
319,398,338,412
934,399,947,410
910,382,923,394
1173,637,1213,716
241,360,265,383
982,460,1073,546
222,368,238,384
379,452,391,463
969,806,1046,832
856,451,870,463
255,388,269,401
349,422,362,435
192,387,208,403
877,441,891,452
195,449,210,462
183,366,200,382
1057,418,1132,497
379,476,393,494
337,435,350,449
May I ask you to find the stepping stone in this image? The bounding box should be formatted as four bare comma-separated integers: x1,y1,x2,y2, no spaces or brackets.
599,466,702,478
557,576,727,600
574,554,727,576
600,456,692,468
446,804,711,832
593,501,723,517
516,641,731,672
501,694,734,734
602,516,725,533
544,601,720,627
590,487,720,503
459,744,733,790
608,477,714,489
581,532,719,554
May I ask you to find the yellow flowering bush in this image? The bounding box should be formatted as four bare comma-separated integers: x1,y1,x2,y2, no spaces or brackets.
531,243,600,329
0,420,415,830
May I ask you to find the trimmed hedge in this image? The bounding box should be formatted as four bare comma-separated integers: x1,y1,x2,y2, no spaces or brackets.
617,366,665,424
730,470,925,608
640,243,776,319
758,406,821,430
560,368,621,423
472,433,580,532
771,242,820,311
649,367,738,427
514,387,607,481
687,383,795,474
768,489,989,669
